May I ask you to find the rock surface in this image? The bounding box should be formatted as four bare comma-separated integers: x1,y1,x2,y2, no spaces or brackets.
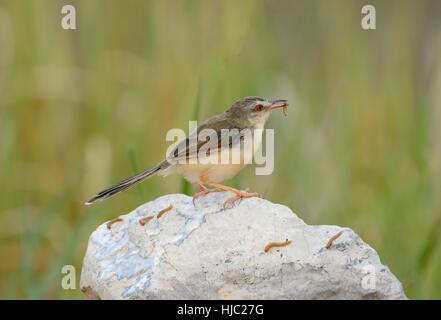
80,193,407,299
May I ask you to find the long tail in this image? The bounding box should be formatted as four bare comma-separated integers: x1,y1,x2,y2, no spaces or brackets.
85,164,163,205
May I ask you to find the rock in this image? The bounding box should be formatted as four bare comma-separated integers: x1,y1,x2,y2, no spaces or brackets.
80,192,407,300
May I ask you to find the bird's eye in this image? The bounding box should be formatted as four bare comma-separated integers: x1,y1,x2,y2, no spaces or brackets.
254,104,264,111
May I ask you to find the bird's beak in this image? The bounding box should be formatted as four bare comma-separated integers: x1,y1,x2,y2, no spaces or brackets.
269,99,289,115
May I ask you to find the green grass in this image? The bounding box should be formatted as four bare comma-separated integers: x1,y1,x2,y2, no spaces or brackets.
180,78,202,195
127,147,146,203
0,0,440,299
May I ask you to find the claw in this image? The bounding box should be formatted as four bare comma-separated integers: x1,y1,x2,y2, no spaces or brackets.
192,184,221,205
222,188,261,208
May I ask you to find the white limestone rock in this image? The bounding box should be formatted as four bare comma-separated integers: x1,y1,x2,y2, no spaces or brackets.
80,192,407,300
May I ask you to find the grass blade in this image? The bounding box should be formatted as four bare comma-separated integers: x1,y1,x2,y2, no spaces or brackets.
127,147,145,203
180,80,201,195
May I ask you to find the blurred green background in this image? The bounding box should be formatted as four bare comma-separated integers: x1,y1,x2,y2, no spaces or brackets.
0,0,440,299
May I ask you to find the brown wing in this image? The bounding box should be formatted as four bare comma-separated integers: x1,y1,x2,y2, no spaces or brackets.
167,114,242,164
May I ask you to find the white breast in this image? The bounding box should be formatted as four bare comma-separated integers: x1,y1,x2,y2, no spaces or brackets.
162,126,265,184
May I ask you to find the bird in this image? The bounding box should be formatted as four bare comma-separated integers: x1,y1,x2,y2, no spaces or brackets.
85,96,288,207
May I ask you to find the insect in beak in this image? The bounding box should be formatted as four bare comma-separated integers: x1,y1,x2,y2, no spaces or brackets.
269,100,289,116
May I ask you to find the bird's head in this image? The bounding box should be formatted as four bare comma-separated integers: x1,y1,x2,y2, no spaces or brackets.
226,96,288,128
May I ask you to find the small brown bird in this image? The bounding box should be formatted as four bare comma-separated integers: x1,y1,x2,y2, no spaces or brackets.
85,96,288,206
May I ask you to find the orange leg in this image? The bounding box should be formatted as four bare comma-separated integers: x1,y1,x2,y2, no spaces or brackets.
192,183,222,204
202,181,261,208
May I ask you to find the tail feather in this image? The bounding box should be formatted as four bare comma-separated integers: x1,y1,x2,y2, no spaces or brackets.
85,165,162,205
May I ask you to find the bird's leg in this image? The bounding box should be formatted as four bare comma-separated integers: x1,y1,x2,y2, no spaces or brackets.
222,188,259,207
192,183,222,204
202,181,261,207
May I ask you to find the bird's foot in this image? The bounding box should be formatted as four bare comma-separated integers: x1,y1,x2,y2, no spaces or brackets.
192,184,221,205
223,188,261,208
